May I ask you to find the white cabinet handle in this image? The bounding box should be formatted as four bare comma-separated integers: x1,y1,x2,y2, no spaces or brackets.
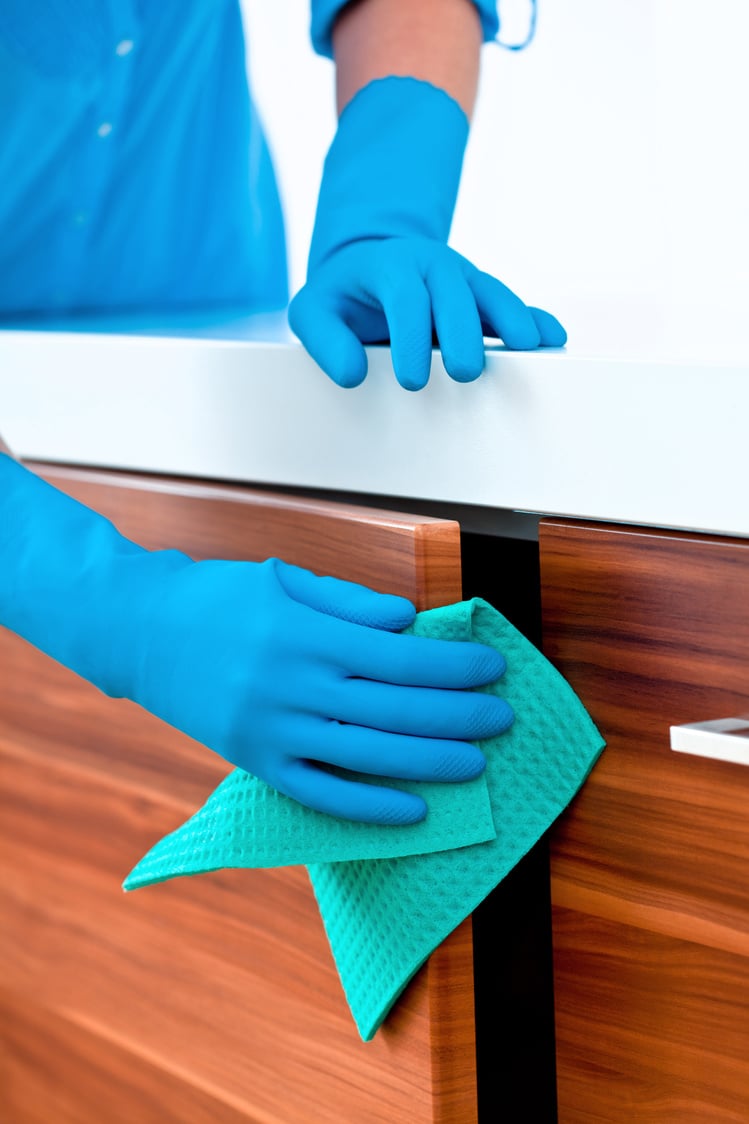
670,717,749,766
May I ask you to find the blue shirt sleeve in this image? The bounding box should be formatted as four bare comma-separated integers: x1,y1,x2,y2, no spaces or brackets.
310,1,499,59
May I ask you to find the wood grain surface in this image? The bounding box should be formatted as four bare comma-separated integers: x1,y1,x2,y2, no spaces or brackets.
0,463,477,1124
540,520,749,1123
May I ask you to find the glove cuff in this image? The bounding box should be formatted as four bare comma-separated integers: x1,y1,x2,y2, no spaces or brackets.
308,76,469,272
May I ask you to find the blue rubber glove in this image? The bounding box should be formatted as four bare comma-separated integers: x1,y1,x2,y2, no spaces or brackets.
289,77,566,390
0,456,513,824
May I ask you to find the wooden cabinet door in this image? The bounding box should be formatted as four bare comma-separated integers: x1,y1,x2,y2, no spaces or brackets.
0,464,475,1124
540,520,749,1123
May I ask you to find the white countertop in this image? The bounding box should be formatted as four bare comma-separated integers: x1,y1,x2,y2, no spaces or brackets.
1,301,747,538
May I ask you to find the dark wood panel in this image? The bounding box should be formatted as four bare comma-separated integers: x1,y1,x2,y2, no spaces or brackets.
1,464,475,1123
540,520,749,1122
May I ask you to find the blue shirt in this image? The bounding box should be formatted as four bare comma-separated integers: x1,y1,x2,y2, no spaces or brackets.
0,0,288,316
0,0,499,318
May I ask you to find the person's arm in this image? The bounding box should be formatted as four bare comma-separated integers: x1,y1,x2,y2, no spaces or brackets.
290,0,566,390
333,0,481,117
0,453,512,823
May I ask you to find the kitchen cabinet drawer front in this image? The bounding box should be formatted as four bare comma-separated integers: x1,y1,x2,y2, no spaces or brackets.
0,464,475,1124
540,520,749,1122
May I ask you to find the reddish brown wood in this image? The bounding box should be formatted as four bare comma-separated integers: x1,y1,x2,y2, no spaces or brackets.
31,463,460,613
0,988,252,1124
0,463,477,1124
540,519,749,1122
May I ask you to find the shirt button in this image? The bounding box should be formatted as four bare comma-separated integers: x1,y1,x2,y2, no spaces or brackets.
72,211,89,227
97,122,113,138
115,39,134,56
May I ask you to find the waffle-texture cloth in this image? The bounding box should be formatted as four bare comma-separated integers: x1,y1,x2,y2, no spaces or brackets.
124,598,604,1039
124,753,497,877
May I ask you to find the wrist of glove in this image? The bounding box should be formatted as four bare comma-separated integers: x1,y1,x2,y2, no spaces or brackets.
0,455,189,699
1,456,513,824
289,76,566,390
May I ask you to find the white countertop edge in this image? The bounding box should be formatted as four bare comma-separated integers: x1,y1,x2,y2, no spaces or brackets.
2,328,748,539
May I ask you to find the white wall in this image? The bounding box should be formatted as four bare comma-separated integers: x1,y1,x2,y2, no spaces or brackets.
241,1,336,297
242,0,749,350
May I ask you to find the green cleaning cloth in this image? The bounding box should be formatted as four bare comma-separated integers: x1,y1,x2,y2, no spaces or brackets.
124,599,604,1040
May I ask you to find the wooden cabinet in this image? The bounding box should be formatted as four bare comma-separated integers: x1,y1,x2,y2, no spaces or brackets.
0,465,477,1124
540,520,749,1122
6,469,749,1123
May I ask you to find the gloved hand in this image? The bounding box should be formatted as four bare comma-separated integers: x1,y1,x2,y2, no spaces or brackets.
0,455,513,823
289,77,566,390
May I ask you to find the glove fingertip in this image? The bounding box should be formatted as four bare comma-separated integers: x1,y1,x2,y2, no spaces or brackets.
445,355,484,384
289,289,369,388
393,352,432,392
317,582,416,629
397,371,431,393
529,307,568,347
465,695,515,741
337,787,427,826
377,791,428,825
315,776,427,826
501,319,542,351
315,323,369,388
495,699,515,734
462,644,506,687
362,591,416,631
276,562,415,630
458,746,488,782
332,347,368,389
